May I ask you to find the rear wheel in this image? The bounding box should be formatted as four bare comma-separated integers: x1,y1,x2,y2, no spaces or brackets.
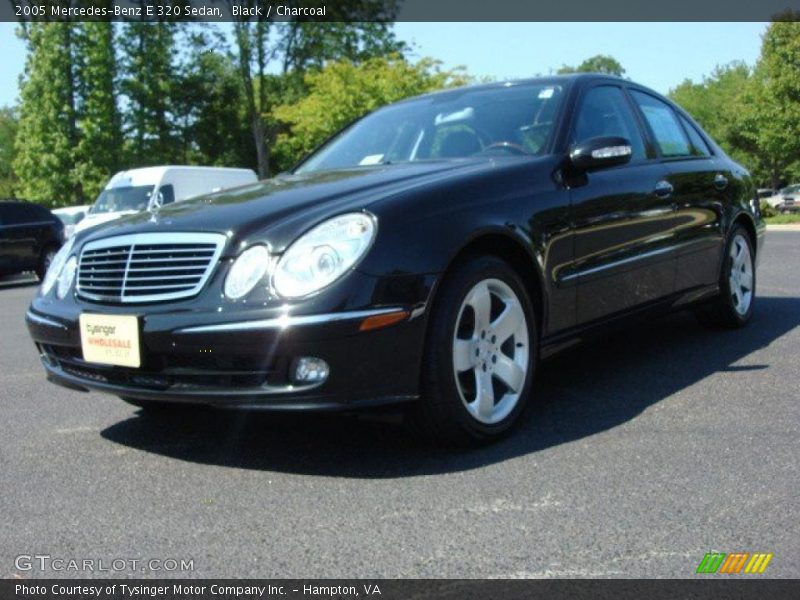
411,256,537,445
695,224,755,328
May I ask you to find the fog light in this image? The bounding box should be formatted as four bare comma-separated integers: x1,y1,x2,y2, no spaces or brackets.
293,357,329,384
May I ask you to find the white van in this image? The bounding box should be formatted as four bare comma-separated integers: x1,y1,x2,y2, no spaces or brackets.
74,166,258,235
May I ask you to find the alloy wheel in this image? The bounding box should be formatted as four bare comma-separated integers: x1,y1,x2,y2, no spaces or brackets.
452,278,529,425
729,234,753,316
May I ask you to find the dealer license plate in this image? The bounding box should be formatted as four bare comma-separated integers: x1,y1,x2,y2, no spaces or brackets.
79,313,141,368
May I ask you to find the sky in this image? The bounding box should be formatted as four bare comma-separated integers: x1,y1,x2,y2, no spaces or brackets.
0,22,767,108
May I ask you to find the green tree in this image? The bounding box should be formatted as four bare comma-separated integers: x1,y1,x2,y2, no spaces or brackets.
272,56,470,170
120,21,180,166
280,22,406,73
669,62,756,175
558,54,625,77
173,27,253,168
14,23,79,205
230,16,273,177
74,21,121,202
229,0,407,177
0,106,19,198
738,21,800,188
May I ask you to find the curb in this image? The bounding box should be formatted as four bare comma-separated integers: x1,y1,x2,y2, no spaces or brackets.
766,224,800,231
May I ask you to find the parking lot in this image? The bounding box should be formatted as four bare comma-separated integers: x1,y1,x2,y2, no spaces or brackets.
1,232,798,579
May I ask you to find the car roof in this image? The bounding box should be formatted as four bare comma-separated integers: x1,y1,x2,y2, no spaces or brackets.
105,166,256,189
393,73,634,105
1,200,39,208
52,205,91,215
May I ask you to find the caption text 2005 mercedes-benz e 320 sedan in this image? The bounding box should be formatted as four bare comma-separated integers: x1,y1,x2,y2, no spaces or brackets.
27,74,765,444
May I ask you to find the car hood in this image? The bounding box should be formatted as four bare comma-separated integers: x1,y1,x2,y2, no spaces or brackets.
74,210,138,234
75,160,505,253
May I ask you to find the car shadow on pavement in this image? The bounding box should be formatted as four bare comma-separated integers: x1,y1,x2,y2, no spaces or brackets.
101,296,800,477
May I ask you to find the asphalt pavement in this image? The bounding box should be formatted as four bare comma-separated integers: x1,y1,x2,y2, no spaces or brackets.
1,233,798,579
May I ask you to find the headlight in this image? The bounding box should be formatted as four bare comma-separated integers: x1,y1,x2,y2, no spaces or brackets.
40,237,75,296
273,213,376,298
224,245,271,300
56,256,77,299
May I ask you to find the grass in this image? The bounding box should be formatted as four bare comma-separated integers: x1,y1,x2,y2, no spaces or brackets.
765,213,800,224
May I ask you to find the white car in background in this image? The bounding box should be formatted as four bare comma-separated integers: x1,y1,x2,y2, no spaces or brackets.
763,184,800,211
52,205,91,239
74,166,258,235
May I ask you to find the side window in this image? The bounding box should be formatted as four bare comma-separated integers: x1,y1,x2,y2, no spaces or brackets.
158,184,175,204
630,90,692,157
572,86,645,161
678,115,712,157
2,204,30,225
31,204,52,221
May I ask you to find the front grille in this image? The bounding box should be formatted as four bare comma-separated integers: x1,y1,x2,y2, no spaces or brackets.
77,232,226,303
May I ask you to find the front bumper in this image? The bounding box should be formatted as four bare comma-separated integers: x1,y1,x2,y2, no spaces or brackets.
26,298,428,411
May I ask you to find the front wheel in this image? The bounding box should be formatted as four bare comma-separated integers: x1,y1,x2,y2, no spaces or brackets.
411,256,537,445
695,224,756,328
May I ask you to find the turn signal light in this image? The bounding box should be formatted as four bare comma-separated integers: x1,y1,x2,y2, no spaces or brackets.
359,310,409,332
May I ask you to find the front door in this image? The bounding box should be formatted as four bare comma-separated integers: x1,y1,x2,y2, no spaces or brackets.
563,84,679,325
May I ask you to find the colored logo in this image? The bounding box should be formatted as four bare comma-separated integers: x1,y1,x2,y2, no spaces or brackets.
696,552,773,574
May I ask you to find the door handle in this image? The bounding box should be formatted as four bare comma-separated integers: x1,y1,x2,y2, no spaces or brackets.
714,173,729,190
654,180,674,198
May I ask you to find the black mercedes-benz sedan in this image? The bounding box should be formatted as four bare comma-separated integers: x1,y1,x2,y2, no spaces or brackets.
27,74,765,444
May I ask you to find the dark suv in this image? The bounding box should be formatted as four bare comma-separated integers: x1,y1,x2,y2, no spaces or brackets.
0,200,64,280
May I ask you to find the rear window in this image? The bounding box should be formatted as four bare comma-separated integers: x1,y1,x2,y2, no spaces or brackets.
630,90,692,158
0,203,51,225
679,115,712,157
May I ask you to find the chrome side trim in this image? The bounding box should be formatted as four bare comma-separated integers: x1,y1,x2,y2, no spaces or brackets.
177,307,407,334
26,310,67,330
560,245,673,283
0,221,55,229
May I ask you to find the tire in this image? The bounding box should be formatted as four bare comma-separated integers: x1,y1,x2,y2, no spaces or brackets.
694,224,756,329
35,245,58,281
410,255,537,445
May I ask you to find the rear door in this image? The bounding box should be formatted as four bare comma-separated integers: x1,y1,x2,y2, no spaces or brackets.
629,90,725,291
1,203,47,271
566,84,678,325
0,206,11,273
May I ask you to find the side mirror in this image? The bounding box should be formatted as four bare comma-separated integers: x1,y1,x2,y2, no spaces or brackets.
569,136,632,171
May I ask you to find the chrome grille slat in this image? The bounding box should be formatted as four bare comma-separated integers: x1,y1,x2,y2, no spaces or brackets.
125,284,194,294
126,265,207,272
131,247,216,255
78,284,125,291
79,258,129,265
83,252,130,259
77,232,226,304
127,256,213,264
123,274,204,282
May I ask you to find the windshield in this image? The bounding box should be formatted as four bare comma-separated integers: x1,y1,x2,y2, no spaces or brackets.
90,185,154,214
296,83,565,174
780,185,800,195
